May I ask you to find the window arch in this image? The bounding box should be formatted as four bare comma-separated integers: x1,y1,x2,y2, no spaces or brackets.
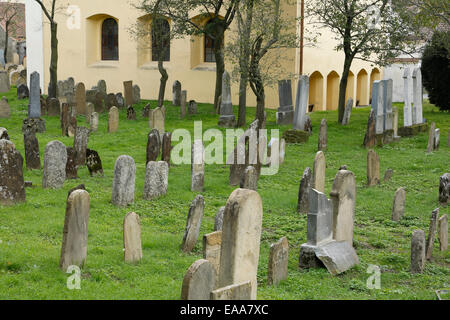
102,18,118,61
152,18,170,62
204,20,216,63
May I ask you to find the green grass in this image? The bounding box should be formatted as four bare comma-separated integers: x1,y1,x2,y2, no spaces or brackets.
0,86,449,300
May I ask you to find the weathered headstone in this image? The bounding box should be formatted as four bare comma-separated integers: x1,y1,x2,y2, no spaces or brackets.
293,75,309,131
47,98,60,117
161,132,172,165
180,90,187,119
132,85,140,104
59,189,90,271
392,187,406,222
410,229,426,274
188,100,197,115
97,80,106,96
0,96,9,118
181,195,205,253
24,131,41,170
181,259,216,300
425,208,439,260
367,149,380,186
330,170,356,246
68,114,77,137
86,149,103,176
112,155,136,207
363,109,376,148
383,168,394,182
60,103,70,136
297,167,312,214
218,71,235,127
214,206,225,231
203,231,222,283
393,107,399,138
276,80,294,125
412,67,423,124
0,71,10,93
218,189,263,300
267,237,289,286
144,161,169,200
318,119,328,151
426,122,436,153
0,140,25,205
142,103,151,118
439,173,450,206
191,140,205,192
146,129,161,163
123,212,143,263
211,281,252,300
108,106,119,133
438,214,448,251
85,102,94,122
371,80,385,134
240,165,257,191
105,93,117,110
123,81,133,107
313,151,326,193
342,98,353,125
43,141,67,189
151,107,165,134
403,67,413,127
17,83,29,99
383,79,394,131
172,80,181,106
75,82,86,115
65,147,78,180
73,127,89,166
115,93,125,109
434,128,440,150
28,71,41,118
126,106,136,120
304,115,313,135
90,112,99,132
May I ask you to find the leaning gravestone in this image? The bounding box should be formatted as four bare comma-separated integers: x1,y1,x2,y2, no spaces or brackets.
240,166,257,191
108,107,119,133
293,75,309,131
24,130,41,170
191,140,205,192
59,189,90,271
75,82,86,115
342,98,353,126
73,127,89,167
0,140,26,205
410,229,426,274
112,155,136,207
392,187,406,222
318,119,328,151
181,195,205,253
203,231,222,282
363,109,376,148
0,71,10,92
297,167,312,214
425,208,439,260
86,149,103,176
276,80,294,125
0,96,10,118
367,149,380,186
438,215,448,252
218,71,235,127
181,259,216,300
146,129,161,163
65,147,78,180
172,80,181,106
439,173,450,206
123,81,133,107
43,141,67,189
214,207,225,231
17,84,29,99
313,151,326,193
133,85,141,104
143,161,169,200
211,281,252,300
218,189,263,300
267,237,289,286
123,212,143,263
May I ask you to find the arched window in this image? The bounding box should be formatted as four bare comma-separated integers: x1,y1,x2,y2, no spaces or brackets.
204,20,216,63
152,18,170,62
102,18,118,61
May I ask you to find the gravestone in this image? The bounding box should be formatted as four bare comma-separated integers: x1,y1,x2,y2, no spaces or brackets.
403,67,413,127
0,127,9,140
60,103,70,136
17,83,29,99
412,68,423,124
85,102,94,122
142,104,151,118
180,90,187,118
218,189,263,300
105,93,117,110
313,151,326,193
181,195,205,253
330,170,356,246
28,72,41,118
383,168,394,182
240,166,257,191
276,80,294,125
22,118,45,134
112,155,136,207
86,149,103,176
161,132,172,165
0,140,25,205
133,85,141,104
383,79,394,131
90,112,99,132
425,208,439,260
94,91,104,113
439,173,450,206
143,161,169,200
293,75,309,131
0,71,10,92
314,241,360,276
188,100,197,115
123,81,133,107
181,259,216,300
438,215,448,251
73,127,89,166
40,96,47,116
214,207,225,231
151,107,165,134
24,131,41,170
318,119,328,151
123,212,143,263
342,98,353,125
97,80,106,96
218,71,235,127
68,114,77,137
108,107,119,133
211,281,252,300
65,147,78,180
363,109,376,148
393,107,399,138
172,80,181,106
392,187,406,221
127,106,136,120
10,71,19,86
59,189,90,271
115,93,125,109
367,149,380,186
410,229,425,273
267,237,289,286
426,122,436,153
297,167,312,214
0,96,9,118
146,129,161,163
47,98,60,117
279,138,286,164
43,141,67,189
371,80,385,134
434,128,440,150
203,231,222,283
191,140,205,192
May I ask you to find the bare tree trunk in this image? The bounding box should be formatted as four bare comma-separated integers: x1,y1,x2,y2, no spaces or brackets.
157,60,168,107
4,21,9,65
48,22,58,98
338,56,352,124
237,76,247,127
213,27,225,114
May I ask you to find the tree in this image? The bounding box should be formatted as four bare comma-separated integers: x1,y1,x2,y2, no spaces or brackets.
0,1,24,65
422,31,450,111
306,0,417,123
34,0,58,98
226,0,298,128
134,0,239,113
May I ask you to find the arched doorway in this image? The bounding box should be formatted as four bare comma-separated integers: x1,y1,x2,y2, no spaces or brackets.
356,69,369,106
309,71,324,111
326,71,340,111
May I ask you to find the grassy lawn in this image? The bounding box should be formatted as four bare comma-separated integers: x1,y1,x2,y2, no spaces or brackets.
0,86,448,300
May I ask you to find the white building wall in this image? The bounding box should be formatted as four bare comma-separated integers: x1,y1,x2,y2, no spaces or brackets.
24,0,44,90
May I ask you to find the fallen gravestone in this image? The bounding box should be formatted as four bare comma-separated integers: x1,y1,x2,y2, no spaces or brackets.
211,281,252,300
